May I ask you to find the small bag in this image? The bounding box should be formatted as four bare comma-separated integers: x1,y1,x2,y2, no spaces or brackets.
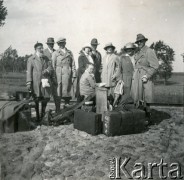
41,78,50,88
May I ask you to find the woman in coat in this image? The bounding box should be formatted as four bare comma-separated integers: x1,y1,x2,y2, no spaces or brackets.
131,34,159,118
101,43,121,98
76,44,94,101
26,42,53,121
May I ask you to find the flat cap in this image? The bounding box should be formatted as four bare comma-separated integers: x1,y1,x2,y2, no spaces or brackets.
57,37,66,43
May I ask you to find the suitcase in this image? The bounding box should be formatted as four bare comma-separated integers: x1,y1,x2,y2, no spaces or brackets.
74,109,102,135
103,109,146,136
18,108,31,131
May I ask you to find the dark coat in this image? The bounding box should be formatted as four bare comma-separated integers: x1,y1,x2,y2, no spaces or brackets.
26,54,53,98
91,49,102,83
119,55,134,87
52,48,76,97
131,45,159,104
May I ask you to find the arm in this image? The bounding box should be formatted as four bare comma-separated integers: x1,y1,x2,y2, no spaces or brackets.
78,56,86,75
146,49,159,79
51,52,57,71
26,58,33,85
88,75,96,88
71,52,77,78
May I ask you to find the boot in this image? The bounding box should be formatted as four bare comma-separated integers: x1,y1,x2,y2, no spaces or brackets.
55,97,61,113
41,100,48,119
35,101,40,122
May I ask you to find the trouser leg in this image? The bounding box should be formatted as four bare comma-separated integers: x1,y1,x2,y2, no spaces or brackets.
55,96,61,113
119,86,131,105
41,98,49,119
34,99,40,122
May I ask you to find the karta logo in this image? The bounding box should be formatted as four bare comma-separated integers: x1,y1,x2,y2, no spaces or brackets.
109,157,183,179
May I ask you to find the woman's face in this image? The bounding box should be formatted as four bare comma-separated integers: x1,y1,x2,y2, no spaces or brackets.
84,47,91,54
106,47,114,53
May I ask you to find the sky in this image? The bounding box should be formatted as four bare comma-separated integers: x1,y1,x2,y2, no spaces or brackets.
0,0,184,71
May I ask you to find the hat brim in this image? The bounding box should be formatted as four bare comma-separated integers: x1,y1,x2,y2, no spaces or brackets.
104,45,115,50
135,38,148,44
57,41,66,44
91,43,100,45
83,46,92,50
46,42,55,44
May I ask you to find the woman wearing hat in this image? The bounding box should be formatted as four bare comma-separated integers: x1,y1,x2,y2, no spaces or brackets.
131,34,159,119
101,43,121,99
76,44,94,102
117,42,136,107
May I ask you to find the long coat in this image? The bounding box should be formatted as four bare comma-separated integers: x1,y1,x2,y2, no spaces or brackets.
119,55,134,87
101,53,121,87
131,45,159,104
76,51,93,98
52,48,76,98
91,49,102,83
26,54,53,98
44,48,57,97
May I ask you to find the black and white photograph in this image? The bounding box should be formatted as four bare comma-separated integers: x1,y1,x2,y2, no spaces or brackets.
0,0,184,179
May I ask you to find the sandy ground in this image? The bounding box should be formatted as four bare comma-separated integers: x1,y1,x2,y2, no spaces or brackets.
0,106,184,180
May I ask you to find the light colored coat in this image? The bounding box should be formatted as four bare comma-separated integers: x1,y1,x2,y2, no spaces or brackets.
80,70,96,96
101,53,120,87
52,48,76,97
26,54,53,98
131,45,159,104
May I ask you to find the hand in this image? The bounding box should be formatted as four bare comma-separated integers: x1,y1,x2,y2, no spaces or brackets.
72,77,76,84
141,75,148,83
27,84,32,92
111,75,116,81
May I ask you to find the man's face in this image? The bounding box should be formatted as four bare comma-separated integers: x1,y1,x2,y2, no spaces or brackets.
91,44,98,50
137,40,146,50
47,43,54,49
36,45,44,55
106,47,114,53
58,42,66,49
88,65,94,74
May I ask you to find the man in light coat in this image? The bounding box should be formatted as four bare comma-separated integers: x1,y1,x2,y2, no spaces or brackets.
131,34,159,118
52,37,76,111
27,42,53,121
43,37,58,112
101,43,121,99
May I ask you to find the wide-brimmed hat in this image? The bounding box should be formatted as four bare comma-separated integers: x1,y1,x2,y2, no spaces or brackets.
46,37,55,44
91,38,100,45
83,44,92,50
124,42,136,50
135,34,148,44
104,43,115,50
57,37,66,44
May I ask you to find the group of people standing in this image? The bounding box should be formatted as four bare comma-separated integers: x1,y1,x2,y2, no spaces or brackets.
26,33,159,122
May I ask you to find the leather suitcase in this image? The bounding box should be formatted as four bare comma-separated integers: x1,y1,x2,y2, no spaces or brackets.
103,109,146,136
18,108,31,132
74,109,102,135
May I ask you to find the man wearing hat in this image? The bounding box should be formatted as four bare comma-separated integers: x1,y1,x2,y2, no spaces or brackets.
101,43,121,98
117,42,136,106
43,37,58,111
76,44,94,101
131,34,159,119
26,42,53,121
90,38,102,83
52,37,76,111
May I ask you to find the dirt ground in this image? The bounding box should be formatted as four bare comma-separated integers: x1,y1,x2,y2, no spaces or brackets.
0,106,184,180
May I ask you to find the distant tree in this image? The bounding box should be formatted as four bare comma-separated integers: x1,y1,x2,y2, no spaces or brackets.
0,0,8,27
150,41,175,85
0,46,31,72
